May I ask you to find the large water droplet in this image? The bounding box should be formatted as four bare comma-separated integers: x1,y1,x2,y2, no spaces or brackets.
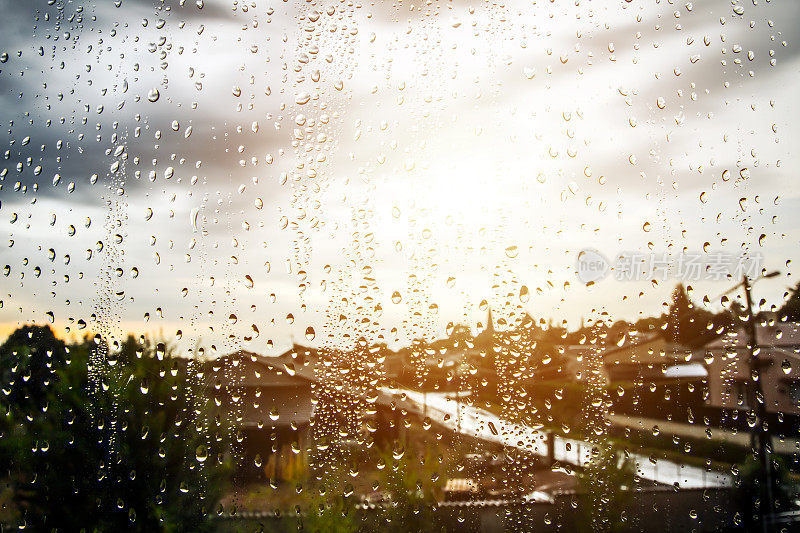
519,286,530,303
195,445,208,463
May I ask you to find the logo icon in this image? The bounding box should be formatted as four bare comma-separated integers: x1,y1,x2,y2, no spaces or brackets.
576,248,609,284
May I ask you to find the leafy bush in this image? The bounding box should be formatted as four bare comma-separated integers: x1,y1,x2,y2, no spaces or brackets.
576,441,635,533
0,327,231,531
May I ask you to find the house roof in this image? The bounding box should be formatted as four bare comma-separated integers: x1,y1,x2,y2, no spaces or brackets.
203,351,316,427
206,350,317,386
206,349,409,423
704,322,800,350
601,333,692,365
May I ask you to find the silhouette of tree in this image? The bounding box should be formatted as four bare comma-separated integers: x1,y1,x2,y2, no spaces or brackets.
779,282,800,322
0,328,231,531
664,284,730,347
0,325,68,413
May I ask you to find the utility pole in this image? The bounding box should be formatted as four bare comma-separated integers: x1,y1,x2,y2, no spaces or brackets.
742,272,778,533
457,392,462,434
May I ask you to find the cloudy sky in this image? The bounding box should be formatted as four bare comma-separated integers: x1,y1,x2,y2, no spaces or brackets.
0,0,798,355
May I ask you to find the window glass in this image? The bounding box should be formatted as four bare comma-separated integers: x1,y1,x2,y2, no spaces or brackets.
1,0,798,531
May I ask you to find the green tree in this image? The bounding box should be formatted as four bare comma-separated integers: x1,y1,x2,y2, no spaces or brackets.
577,442,635,533
301,489,358,533
377,445,442,533
0,325,69,414
0,328,231,531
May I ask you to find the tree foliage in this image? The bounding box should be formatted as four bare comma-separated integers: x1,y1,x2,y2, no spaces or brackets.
577,442,635,533
663,283,732,347
0,326,231,531
377,445,442,533
779,282,800,322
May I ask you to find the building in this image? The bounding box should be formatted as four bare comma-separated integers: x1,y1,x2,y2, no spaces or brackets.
205,346,420,479
204,349,315,480
600,333,705,384
703,321,800,415
554,344,608,383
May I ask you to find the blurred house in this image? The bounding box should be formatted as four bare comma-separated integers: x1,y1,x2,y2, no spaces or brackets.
702,321,800,415
443,478,479,501
553,344,608,383
205,350,315,480
206,346,428,479
600,333,705,383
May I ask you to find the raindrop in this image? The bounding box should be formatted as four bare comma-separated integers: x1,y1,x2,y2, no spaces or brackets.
195,445,208,463
519,286,530,303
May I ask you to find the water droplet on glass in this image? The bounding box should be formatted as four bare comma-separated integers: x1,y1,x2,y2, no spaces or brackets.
519,286,530,303
195,445,208,463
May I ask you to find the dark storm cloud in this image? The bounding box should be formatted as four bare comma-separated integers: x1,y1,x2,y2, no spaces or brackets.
0,103,288,207
0,0,288,207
